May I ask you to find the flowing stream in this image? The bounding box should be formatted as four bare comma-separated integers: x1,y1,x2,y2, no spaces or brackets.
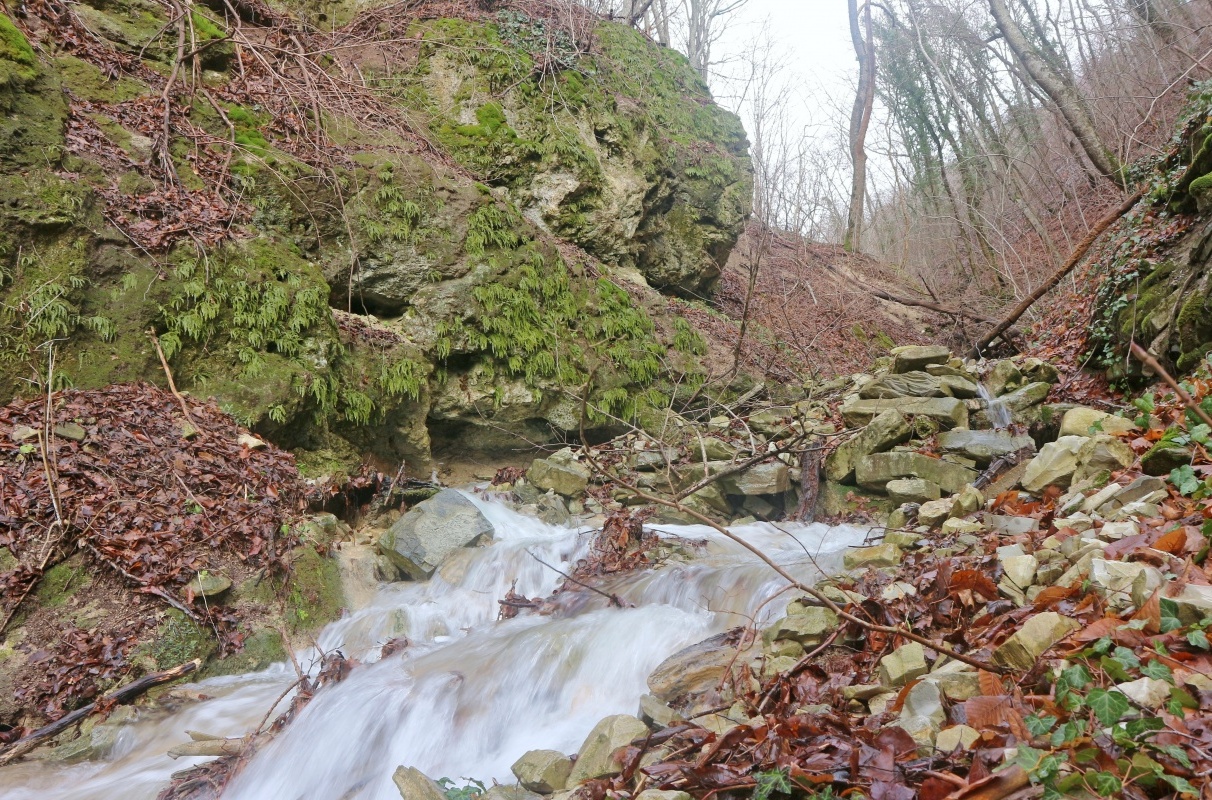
0,494,872,800
977,384,1012,429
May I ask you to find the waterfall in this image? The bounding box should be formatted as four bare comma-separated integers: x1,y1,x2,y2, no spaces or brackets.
0,495,872,800
977,384,1012,429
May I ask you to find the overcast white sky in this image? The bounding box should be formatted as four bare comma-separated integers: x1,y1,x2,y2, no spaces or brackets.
710,0,857,119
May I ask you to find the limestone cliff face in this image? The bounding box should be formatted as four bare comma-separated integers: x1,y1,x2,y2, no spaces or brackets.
0,2,750,471
1088,93,1212,379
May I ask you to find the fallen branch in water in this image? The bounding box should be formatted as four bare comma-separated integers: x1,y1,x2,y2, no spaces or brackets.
525,549,631,608
0,658,201,766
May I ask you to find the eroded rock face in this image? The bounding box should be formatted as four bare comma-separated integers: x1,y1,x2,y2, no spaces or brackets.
377,490,494,579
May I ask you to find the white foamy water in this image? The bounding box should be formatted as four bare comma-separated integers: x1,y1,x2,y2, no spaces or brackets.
0,494,872,800
977,384,1012,429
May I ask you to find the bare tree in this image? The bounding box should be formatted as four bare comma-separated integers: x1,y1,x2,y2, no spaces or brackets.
844,0,876,253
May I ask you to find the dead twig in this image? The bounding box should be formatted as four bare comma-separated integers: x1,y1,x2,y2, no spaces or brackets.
1129,340,1212,428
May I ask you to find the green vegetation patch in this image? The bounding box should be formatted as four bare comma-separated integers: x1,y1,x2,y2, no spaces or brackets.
0,13,37,86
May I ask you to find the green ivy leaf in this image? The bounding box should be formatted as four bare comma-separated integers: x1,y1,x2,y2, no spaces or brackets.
1100,655,1132,682
1170,685,1200,710
1170,465,1202,496
1161,599,1184,633
1087,770,1122,797
1187,628,1210,649
1190,423,1212,445
1124,716,1165,738
1112,646,1141,670
1141,659,1174,683
1086,688,1130,725
1025,714,1058,737
1159,773,1199,795
1152,743,1194,769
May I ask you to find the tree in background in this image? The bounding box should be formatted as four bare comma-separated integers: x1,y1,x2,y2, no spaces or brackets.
844,0,876,253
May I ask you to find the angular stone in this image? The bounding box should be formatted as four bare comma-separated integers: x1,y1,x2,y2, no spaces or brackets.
986,360,1023,396
927,661,981,701
941,518,984,535
881,581,917,601
856,452,978,494
719,462,789,495
765,606,838,644
916,498,952,528
824,410,912,483
936,725,980,752
1060,407,1138,438
992,612,1080,670
635,792,692,800
879,642,928,687
1021,436,1086,493
859,371,944,399
237,433,266,449
638,694,677,728
189,571,232,598
392,767,447,800
937,430,1035,467
10,424,37,441
842,397,968,430
1171,584,1212,625
843,543,903,570
939,375,980,399
1107,475,1167,509
1075,435,1134,482
527,449,592,497
999,382,1052,413
950,485,984,517
700,437,737,461
903,680,945,726
1019,358,1060,385
631,447,678,471
1089,559,1163,611
1142,444,1193,476
1097,520,1139,541
569,715,650,785
54,422,87,441
512,750,573,793
1116,677,1170,709
377,490,494,579
886,478,941,505
988,515,1039,536
883,530,921,548
891,345,951,374
1001,555,1038,591
483,786,542,800
648,631,758,704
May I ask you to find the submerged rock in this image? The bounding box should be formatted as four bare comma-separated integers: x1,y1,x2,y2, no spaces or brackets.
377,490,494,579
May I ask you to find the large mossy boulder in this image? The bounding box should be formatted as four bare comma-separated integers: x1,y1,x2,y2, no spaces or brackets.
377,490,494,579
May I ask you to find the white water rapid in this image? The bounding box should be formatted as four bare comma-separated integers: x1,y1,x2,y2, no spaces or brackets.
0,494,872,800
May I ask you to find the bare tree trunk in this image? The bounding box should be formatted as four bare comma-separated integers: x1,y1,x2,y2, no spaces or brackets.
987,0,1124,185
844,0,876,252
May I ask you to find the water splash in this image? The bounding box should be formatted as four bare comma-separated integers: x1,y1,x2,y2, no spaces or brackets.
977,383,1012,429
0,495,872,800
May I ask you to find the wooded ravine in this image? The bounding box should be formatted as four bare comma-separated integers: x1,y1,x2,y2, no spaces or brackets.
3,1,1212,799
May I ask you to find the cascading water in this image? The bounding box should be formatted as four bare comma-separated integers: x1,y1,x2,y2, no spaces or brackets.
977,384,1012,429
0,494,872,800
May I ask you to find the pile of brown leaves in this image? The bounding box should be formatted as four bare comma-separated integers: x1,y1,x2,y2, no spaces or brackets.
0,383,311,717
